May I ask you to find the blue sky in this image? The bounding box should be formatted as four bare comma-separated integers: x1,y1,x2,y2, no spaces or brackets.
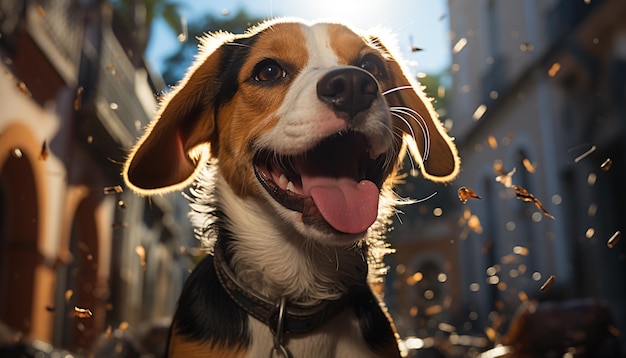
145,0,451,77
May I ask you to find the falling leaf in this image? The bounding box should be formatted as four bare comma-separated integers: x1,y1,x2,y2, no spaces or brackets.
424,305,443,316
485,326,497,342
608,231,621,248
103,185,123,194
467,215,483,234
513,246,529,256
501,254,518,265
38,141,49,161
473,104,487,120
600,158,612,171
453,38,468,54
17,81,32,96
511,185,555,219
36,5,46,17
65,289,73,303
135,245,146,268
458,186,482,204
119,321,129,331
74,86,83,110
73,306,93,318
518,291,528,302
522,158,535,173
487,135,498,149
548,62,561,77
493,160,505,174
496,167,516,188
411,46,423,52
540,275,555,292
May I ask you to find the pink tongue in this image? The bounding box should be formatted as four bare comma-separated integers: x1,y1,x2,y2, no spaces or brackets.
305,177,379,234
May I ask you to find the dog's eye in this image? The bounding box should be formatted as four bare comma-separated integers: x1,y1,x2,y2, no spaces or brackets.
359,55,383,77
253,59,287,82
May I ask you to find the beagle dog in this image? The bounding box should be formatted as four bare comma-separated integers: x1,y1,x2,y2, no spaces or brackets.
123,19,459,358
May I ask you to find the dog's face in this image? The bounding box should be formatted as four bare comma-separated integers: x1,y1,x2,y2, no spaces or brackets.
123,20,459,245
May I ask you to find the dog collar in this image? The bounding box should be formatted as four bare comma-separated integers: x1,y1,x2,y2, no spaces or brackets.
213,243,357,335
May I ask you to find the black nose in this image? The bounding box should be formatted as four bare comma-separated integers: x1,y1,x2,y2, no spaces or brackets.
317,67,379,118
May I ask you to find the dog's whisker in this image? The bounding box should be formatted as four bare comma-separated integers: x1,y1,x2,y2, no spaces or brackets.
392,207,404,224
390,106,431,157
382,85,414,96
390,106,432,162
390,113,418,171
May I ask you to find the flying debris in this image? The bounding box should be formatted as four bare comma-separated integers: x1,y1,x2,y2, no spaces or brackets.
495,167,516,188
511,185,555,219
574,145,596,163
72,306,93,318
458,187,483,203
600,158,613,171
103,185,123,195
540,275,556,292
39,140,49,160
607,231,621,248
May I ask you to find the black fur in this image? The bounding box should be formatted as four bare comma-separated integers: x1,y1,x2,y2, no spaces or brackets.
170,252,250,350
353,286,400,354
213,35,260,115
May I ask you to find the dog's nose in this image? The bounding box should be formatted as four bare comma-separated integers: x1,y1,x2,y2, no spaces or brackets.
317,68,379,118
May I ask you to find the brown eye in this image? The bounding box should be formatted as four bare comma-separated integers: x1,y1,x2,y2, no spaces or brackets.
253,59,287,82
359,55,384,77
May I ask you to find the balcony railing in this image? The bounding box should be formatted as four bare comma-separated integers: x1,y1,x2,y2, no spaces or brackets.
25,0,83,86
95,25,154,148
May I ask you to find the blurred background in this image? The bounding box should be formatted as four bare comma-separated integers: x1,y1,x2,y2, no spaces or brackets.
0,0,625,357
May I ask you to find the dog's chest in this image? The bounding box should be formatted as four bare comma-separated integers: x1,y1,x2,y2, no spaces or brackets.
246,311,380,358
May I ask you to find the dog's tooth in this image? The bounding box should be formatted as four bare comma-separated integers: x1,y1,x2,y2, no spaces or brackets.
286,181,295,192
279,174,288,188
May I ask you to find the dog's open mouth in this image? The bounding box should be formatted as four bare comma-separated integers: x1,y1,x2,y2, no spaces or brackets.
254,132,388,235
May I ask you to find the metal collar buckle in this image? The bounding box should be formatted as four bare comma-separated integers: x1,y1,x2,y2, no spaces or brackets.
269,296,291,358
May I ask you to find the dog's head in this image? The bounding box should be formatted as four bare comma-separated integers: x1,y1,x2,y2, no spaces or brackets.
123,19,459,245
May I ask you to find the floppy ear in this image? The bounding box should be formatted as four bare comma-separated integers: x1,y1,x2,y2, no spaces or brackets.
123,33,238,195
375,39,460,183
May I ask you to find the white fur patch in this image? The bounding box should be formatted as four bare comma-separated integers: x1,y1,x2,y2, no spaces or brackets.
254,23,393,159
188,162,397,301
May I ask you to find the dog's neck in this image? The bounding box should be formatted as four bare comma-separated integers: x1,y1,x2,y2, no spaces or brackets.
188,163,372,304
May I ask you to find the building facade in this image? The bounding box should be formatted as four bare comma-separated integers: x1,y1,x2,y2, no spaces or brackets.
446,0,626,352
0,0,193,355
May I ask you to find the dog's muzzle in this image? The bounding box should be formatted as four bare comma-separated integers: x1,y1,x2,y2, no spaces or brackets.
317,67,378,119
254,67,393,235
